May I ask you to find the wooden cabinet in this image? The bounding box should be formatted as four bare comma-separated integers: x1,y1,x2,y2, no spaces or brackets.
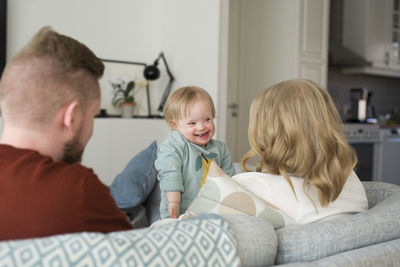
387,0,400,68
392,0,400,67
343,0,389,67
82,118,170,186
298,0,330,87
343,0,400,76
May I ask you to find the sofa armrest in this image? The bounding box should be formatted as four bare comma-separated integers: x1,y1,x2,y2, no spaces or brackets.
309,238,400,267
362,181,400,208
275,190,400,264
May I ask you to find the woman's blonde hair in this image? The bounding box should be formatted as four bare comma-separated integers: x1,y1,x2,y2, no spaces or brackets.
241,79,357,206
163,86,215,129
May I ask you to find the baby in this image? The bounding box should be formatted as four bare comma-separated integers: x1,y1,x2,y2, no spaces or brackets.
155,86,235,219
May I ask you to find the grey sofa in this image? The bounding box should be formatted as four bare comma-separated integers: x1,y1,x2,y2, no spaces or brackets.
1,181,399,266
129,180,400,266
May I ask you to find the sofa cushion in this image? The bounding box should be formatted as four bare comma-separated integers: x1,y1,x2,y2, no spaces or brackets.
309,238,400,267
184,161,294,229
224,214,278,267
144,179,161,224
124,205,149,228
275,191,400,264
110,141,158,209
362,181,400,208
0,214,240,266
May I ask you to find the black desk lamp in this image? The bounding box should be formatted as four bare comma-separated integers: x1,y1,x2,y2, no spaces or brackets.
147,52,175,113
102,52,174,118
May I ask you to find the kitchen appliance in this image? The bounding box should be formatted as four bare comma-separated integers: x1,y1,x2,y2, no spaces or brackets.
343,123,381,181
348,88,375,123
374,128,400,186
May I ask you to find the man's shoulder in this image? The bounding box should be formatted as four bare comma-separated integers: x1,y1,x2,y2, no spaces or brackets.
0,143,38,156
52,161,97,178
0,144,99,183
46,161,103,189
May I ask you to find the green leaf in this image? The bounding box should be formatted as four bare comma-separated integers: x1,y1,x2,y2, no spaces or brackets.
126,81,135,92
112,80,135,107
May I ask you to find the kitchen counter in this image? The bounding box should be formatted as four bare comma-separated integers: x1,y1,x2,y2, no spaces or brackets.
379,124,400,129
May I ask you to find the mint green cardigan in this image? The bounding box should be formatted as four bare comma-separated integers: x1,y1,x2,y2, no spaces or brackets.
155,131,235,218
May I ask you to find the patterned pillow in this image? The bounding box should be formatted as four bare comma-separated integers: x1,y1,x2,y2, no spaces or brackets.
184,161,294,229
0,214,240,267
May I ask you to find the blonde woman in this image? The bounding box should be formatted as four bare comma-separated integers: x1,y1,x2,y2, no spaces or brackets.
236,79,368,224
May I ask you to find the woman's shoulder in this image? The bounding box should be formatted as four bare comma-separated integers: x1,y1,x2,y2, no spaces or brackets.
233,171,303,185
340,171,368,203
233,171,298,191
233,171,273,179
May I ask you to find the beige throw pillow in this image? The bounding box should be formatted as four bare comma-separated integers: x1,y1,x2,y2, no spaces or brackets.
184,161,294,229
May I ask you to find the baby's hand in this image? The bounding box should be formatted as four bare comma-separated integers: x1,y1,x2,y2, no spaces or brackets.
166,191,181,218
168,202,180,218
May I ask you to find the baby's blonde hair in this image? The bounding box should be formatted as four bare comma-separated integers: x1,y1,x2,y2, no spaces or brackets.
241,79,357,206
163,86,215,129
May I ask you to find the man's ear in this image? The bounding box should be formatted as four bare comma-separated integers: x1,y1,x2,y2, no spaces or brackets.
62,101,80,131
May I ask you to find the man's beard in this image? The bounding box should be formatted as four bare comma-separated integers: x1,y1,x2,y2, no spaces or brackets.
62,129,85,164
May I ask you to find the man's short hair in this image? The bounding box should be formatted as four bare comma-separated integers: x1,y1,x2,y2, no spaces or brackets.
0,26,104,128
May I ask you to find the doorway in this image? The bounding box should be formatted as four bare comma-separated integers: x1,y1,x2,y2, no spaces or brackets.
225,0,307,162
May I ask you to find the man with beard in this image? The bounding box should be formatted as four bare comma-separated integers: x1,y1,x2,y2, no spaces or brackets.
0,27,132,241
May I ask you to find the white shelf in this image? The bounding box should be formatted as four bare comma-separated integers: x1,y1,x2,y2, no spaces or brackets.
82,118,170,185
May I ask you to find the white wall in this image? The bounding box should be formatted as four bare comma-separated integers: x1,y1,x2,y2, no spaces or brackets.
6,0,226,137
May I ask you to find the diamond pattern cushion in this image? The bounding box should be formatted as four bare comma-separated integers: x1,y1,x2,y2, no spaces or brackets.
0,214,240,266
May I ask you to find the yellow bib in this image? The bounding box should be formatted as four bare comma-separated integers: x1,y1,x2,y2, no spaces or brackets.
200,155,211,187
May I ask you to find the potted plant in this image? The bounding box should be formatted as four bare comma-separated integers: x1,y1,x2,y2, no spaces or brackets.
112,80,135,118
